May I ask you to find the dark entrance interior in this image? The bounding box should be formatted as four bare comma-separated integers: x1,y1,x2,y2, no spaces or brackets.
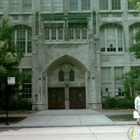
69,87,86,109
48,88,65,109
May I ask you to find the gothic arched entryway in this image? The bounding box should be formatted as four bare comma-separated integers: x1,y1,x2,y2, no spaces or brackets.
46,55,87,109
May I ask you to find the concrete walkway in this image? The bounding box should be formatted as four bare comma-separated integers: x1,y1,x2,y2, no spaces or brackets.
0,109,136,127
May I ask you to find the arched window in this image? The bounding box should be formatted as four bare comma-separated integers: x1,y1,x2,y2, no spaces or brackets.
69,70,74,81
12,25,32,54
45,27,50,40
75,27,80,39
35,12,39,36
100,24,123,52
129,23,140,46
59,70,64,82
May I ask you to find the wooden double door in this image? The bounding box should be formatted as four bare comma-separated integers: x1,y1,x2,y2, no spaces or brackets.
69,87,86,109
48,88,65,109
48,87,86,109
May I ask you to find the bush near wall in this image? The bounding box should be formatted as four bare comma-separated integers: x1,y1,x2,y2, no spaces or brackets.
0,96,32,111
102,97,134,109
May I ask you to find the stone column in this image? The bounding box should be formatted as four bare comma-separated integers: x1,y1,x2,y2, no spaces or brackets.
88,33,97,109
32,32,45,110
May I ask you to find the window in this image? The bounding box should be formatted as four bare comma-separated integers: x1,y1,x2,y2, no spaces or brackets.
41,0,51,12
129,24,140,46
59,70,64,82
11,0,20,12
69,0,78,11
10,0,32,13
12,25,32,54
69,0,91,11
53,0,63,12
45,24,64,41
112,0,121,10
114,67,124,97
99,0,108,10
128,0,136,10
101,67,112,97
69,70,74,81
41,0,63,12
22,69,32,99
100,25,123,52
23,0,32,12
68,23,87,40
81,0,90,10
59,70,75,82
0,0,4,13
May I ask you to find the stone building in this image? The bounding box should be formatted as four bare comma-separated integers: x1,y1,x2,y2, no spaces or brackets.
0,0,140,110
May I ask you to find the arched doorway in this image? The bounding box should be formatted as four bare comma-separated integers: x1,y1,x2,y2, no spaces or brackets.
46,55,87,109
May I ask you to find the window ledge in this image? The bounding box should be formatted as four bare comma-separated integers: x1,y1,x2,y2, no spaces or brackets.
24,53,32,57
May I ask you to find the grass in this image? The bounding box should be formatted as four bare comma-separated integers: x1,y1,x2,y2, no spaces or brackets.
106,114,136,121
0,117,26,124
0,110,37,115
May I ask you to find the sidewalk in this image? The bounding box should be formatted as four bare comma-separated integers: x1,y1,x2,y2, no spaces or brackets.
0,109,136,128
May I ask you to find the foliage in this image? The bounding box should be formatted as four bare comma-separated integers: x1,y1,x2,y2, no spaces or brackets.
0,95,32,111
129,30,140,58
0,17,25,97
102,97,134,109
129,0,140,10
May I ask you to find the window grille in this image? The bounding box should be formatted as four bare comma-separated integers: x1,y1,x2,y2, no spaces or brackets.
0,0,4,12
81,0,90,10
53,0,63,12
11,0,20,12
69,0,78,11
23,0,32,12
22,69,32,99
41,0,51,12
112,0,121,10
99,0,108,10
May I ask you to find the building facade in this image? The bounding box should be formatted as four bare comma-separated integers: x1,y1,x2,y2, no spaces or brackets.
0,0,140,110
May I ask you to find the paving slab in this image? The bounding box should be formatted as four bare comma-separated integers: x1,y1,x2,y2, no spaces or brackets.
10,109,114,127
0,109,136,127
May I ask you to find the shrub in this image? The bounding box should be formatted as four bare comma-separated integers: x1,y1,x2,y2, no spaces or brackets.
0,96,32,111
102,97,134,109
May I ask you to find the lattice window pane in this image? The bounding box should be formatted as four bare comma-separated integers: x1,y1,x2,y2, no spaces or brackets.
118,29,123,51
53,0,63,12
45,27,50,40
22,69,32,99
75,27,80,39
11,0,20,12
17,30,26,53
112,0,121,10
69,27,74,39
99,0,108,10
52,27,56,40
114,67,123,80
106,28,116,52
27,31,32,53
59,70,64,82
69,0,78,11
41,0,51,12
128,0,136,10
100,30,105,52
23,0,32,12
58,27,63,40
129,26,140,46
82,27,87,39
81,0,90,10
101,67,111,82
0,0,4,12
69,70,74,81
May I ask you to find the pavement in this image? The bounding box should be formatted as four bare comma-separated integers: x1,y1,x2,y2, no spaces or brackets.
0,109,136,128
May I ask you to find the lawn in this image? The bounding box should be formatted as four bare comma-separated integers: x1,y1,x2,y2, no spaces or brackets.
0,117,26,124
106,114,136,121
